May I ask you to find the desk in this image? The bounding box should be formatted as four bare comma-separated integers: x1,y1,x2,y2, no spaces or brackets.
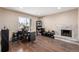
12,31,31,42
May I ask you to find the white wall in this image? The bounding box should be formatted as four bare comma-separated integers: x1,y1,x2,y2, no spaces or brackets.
41,9,78,40
77,8,79,41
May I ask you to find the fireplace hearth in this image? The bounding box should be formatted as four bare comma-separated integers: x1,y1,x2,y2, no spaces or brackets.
61,30,72,37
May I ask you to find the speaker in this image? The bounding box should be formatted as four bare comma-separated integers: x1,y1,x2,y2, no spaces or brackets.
1,29,9,52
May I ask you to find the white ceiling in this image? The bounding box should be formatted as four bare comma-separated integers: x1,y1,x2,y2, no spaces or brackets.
4,7,77,17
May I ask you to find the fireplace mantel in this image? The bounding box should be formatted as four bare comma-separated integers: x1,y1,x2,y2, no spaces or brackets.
55,24,78,41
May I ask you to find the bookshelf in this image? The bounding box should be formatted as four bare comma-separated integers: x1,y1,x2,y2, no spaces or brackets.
36,21,42,35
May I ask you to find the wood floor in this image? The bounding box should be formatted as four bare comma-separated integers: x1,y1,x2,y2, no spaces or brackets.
9,36,79,52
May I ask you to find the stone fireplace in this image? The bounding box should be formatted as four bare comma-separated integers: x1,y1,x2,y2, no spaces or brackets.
61,30,72,37
54,25,78,41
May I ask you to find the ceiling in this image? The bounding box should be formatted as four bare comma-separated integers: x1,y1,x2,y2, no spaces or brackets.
4,7,77,17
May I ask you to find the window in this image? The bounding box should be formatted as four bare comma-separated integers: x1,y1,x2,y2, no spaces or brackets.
18,17,31,31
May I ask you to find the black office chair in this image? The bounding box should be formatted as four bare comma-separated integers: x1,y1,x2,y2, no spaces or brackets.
12,32,18,42
28,32,36,43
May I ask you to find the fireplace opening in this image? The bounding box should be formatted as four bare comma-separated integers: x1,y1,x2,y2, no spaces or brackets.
61,30,72,37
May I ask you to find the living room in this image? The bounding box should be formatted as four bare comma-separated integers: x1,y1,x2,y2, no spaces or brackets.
0,7,79,52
